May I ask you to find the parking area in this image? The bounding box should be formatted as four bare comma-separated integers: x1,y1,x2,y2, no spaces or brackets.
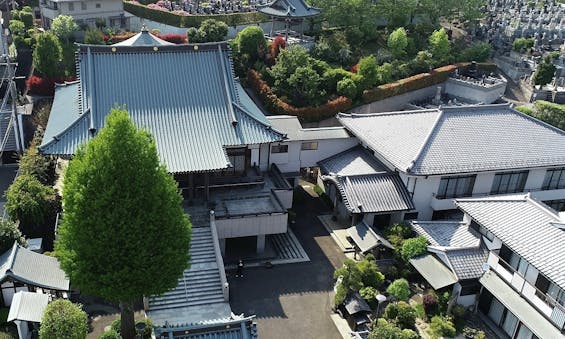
229,186,346,339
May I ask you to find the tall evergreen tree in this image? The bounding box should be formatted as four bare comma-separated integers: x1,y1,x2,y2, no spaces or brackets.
55,107,191,339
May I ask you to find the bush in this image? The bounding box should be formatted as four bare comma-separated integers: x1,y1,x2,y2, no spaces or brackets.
246,69,352,122
450,303,466,320
323,68,354,93
369,318,418,339
190,19,228,42
84,29,105,45
0,219,26,254
395,301,416,330
337,78,358,99
512,37,534,52
39,300,88,339
430,315,456,338
357,55,380,90
384,302,399,320
387,279,411,300
18,143,53,184
460,42,492,62
26,76,76,96
360,286,378,309
136,319,153,338
385,223,413,239
232,26,266,62
5,174,57,226
123,1,268,28
110,318,120,333
515,105,533,115
154,33,186,44
357,254,385,289
525,101,565,130
33,33,64,78
422,293,438,317
401,236,428,261
99,330,120,339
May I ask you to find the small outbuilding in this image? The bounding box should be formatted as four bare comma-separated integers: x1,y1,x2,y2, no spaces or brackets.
8,291,49,339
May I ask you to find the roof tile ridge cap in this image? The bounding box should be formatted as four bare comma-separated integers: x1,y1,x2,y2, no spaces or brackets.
7,241,19,272
346,108,438,118
525,193,562,221
455,194,528,204
405,108,444,173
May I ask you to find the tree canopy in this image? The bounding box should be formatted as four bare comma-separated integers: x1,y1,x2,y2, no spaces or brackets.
0,219,26,254
33,33,63,78
55,107,191,338
39,299,88,339
51,15,78,43
532,56,557,87
428,28,451,65
388,28,408,59
386,278,411,300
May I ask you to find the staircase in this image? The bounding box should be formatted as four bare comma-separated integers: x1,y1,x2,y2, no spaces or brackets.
148,208,226,311
268,231,308,261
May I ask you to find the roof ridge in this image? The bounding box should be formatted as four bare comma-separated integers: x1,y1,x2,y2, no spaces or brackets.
339,108,439,119
7,241,18,272
406,109,445,173
525,194,562,221
39,109,91,151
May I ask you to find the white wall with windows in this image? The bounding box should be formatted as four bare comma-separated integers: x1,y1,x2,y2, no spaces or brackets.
41,0,125,29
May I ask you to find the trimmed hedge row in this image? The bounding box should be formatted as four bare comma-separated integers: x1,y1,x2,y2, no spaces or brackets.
362,65,458,103
123,1,268,28
247,69,352,122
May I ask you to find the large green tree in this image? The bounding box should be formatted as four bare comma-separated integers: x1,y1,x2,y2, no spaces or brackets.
0,219,26,254
51,15,78,43
388,27,408,59
428,28,451,66
55,108,191,339
532,56,557,87
39,299,88,339
33,33,63,78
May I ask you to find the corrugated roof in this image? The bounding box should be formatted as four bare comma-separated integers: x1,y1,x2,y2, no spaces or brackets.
0,242,70,291
336,174,414,213
40,42,283,173
338,104,565,175
445,247,488,280
156,315,258,339
258,0,321,17
267,115,351,141
456,194,565,290
347,221,393,253
410,254,458,289
7,291,49,323
319,146,388,176
480,271,565,339
410,220,480,249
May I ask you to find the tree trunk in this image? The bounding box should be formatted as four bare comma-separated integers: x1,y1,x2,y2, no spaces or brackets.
120,301,136,339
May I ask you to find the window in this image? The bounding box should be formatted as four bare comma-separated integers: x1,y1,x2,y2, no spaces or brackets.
490,171,528,194
436,175,476,199
544,199,565,212
68,2,74,10
542,168,565,190
403,212,418,221
498,244,528,275
271,144,288,154
301,142,318,151
535,274,565,307
95,3,101,7
52,2,58,9
470,221,494,241
81,1,86,10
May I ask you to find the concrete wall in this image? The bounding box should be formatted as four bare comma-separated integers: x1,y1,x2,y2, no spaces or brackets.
403,166,565,220
350,85,440,114
215,213,287,238
269,137,358,174
273,188,292,209
444,78,506,104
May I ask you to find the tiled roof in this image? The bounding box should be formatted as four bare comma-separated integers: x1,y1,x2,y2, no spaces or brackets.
338,104,565,175
347,221,394,253
267,115,351,141
155,315,258,339
410,220,480,249
40,43,283,173
113,29,174,46
320,147,414,213
445,247,488,280
258,0,321,17
0,242,70,291
319,146,387,176
456,194,565,290
7,291,49,323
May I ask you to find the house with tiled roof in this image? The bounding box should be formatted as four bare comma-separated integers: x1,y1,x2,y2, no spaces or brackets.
337,103,565,223
455,194,565,338
0,242,69,307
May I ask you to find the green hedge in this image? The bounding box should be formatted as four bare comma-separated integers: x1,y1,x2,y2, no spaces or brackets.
123,1,269,28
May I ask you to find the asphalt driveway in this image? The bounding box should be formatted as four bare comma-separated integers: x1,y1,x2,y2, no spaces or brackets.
229,186,346,339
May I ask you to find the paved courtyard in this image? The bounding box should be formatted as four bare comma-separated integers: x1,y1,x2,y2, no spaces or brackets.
229,186,346,339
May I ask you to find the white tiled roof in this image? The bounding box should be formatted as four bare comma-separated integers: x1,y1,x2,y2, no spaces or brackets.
7,291,49,323
410,220,480,249
338,104,565,175
456,194,565,290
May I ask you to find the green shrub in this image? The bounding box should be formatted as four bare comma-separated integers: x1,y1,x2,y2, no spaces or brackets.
323,68,355,93
337,78,357,99
384,302,399,320
386,279,411,300
99,330,120,339
450,303,466,320
384,223,413,239
357,254,385,289
136,318,153,338
39,300,88,339
527,100,565,130
360,286,378,309
357,55,380,90
5,174,57,225
515,105,533,115
395,301,416,329
460,42,492,62
430,315,456,338
401,236,428,261
334,283,348,307
84,29,105,44
110,318,120,332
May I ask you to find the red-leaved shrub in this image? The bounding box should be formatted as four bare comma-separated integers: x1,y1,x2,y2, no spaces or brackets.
153,33,187,44
270,36,286,60
26,76,77,96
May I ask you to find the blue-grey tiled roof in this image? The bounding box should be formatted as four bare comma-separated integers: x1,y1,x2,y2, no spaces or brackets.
113,30,174,46
40,43,283,173
0,242,70,291
258,0,321,17
445,247,488,280
338,104,565,175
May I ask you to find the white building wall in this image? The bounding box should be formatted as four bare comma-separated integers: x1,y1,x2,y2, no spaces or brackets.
299,138,359,169
269,142,300,173
444,78,507,104
41,0,124,26
259,144,269,172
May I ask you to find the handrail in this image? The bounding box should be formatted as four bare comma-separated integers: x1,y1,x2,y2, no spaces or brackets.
209,210,229,302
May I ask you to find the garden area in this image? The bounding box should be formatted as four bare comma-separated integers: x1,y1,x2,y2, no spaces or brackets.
331,222,491,339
